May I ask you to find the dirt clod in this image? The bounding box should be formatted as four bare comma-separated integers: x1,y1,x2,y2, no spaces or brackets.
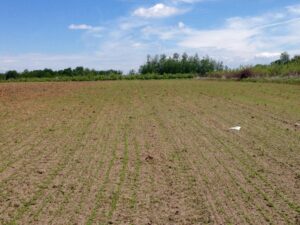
145,155,154,162
37,170,44,174
295,214,300,225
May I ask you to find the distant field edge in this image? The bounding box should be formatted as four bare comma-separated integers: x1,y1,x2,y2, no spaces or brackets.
0,75,300,85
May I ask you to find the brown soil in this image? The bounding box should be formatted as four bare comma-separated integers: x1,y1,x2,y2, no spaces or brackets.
0,80,299,225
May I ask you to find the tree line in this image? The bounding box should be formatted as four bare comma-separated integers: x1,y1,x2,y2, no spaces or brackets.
0,67,122,80
138,53,224,75
0,53,225,80
1,52,299,81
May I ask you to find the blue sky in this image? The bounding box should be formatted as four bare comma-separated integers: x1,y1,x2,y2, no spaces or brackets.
1,0,300,72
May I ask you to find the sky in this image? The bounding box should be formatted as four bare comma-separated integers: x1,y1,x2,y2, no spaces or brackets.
1,0,300,72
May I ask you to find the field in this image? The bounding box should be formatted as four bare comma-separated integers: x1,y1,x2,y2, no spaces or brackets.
0,80,299,225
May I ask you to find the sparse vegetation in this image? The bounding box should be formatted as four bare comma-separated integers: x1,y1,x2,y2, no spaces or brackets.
0,81,299,224
208,52,300,83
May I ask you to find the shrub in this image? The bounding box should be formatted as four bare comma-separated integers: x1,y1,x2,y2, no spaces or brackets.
237,68,254,80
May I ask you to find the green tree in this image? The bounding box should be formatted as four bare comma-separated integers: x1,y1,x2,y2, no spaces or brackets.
280,52,290,64
74,67,84,76
5,70,19,80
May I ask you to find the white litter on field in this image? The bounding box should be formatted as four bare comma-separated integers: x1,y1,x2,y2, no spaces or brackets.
229,126,241,131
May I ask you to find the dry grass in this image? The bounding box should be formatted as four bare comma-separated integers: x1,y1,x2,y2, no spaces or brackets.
0,80,299,225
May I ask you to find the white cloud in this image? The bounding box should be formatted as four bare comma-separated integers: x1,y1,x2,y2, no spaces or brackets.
133,3,183,18
255,52,281,58
69,24,93,30
0,54,101,72
178,21,185,29
179,28,257,51
171,0,203,3
68,24,103,32
0,52,142,73
142,26,179,40
132,42,143,48
286,4,300,15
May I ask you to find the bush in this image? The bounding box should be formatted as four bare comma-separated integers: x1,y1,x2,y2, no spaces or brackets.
237,68,254,80
207,69,253,80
